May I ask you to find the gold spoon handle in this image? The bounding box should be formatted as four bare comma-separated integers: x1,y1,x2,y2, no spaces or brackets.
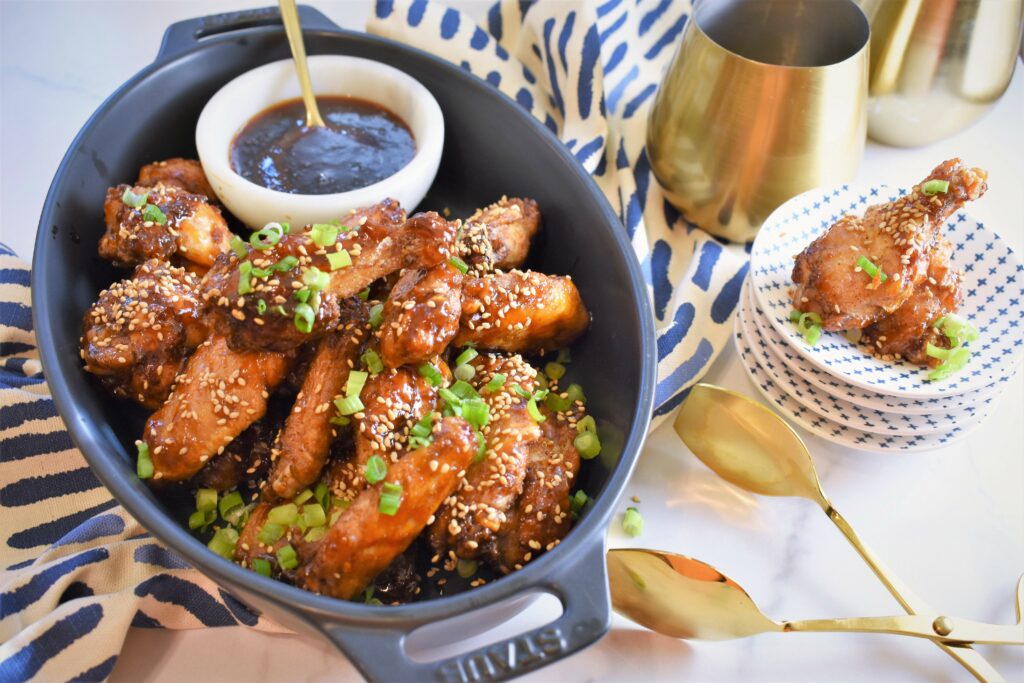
826,505,1005,683
279,0,325,128
785,614,1024,645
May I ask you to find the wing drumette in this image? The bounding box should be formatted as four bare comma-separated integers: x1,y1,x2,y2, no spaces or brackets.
137,158,217,200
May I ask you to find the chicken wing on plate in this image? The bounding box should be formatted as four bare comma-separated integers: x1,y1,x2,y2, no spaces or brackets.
378,262,463,369
137,158,217,200
791,158,987,330
298,417,477,599
454,270,590,352
100,183,232,269
457,197,541,275
80,258,207,409
142,336,291,482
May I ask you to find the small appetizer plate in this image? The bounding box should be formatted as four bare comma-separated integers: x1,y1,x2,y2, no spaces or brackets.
749,183,1024,399
732,323,987,453
738,281,991,435
745,282,1003,415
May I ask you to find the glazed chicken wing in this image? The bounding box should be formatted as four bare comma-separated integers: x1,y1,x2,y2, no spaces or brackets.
454,270,590,352
80,258,206,409
298,417,477,599
142,336,291,482
137,158,217,200
264,317,368,502
100,184,232,269
378,263,463,369
791,159,986,330
457,197,541,275
860,237,963,365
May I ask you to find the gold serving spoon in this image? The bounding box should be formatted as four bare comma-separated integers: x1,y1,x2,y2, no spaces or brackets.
279,0,325,128
607,548,1024,645
674,383,1018,682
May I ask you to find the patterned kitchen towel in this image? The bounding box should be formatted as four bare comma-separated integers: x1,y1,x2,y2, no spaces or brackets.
1,1,747,680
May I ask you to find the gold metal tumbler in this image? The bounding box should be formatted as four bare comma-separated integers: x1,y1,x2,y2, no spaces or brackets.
647,0,870,242
859,0,1024,147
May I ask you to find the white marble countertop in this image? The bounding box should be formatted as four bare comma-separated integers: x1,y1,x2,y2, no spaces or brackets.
2,1,1022,681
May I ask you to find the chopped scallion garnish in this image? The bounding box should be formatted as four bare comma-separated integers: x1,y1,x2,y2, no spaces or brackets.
121,187,149,208
207,528,239,559
188,509,215,530
362,349,384,374
545,393,572,412
229,235,248,259
195,488,218,513
252,558,272,577
622,507,643,537
455,347,478,366
364,454,387,484
302,266,330,291
142,204,168,225
556,348,572,364
294,302,315,333
276,544,298,570
576,415,596,434
268,503,298,526
258,522,284,545
571,490,588,514
935,313,979,346
456,559,478,578
379,482,403,516
368,303,384,329
574,430,601,459
484,373,506,392
310,223,339,247
256,299,267,315
273,255,299,272
410,412,434,439
856,255,888,283
335,395,364,416
926,343,972,382
218,490,244,519
418,363,444,387
449,256,469,274
922,179,950,195
526,396,545,423
327,249,352,271
461,398,490,428
238,261,253,295
301,503,326,528
345,370,368,399
545,362,566,380
792,311,823,347
565,383,586,405
136,440,153,479
454,364,475,381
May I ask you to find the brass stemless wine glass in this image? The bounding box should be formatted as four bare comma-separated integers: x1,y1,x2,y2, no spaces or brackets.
858,0,1024,147
647,0,870,242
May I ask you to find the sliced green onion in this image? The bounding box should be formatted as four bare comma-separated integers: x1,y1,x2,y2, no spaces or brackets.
461,399,490,428
796,312,823,347
329,415,351,427
545,393,572,413
364,455,388,484
571,490,588,514
335,395,364,416
545,362,566,381
450,380,480,402
268,503,298,526
237,261,253,295
927,344,973,381
188,509,215,530
474,431,487,463
122,187,149,208
363,586,382,605
315,481,330,509
256,299,267,314
294,302,315,333
310,223,339,247
526,397,546,423
935,313,979,345
408,435,432,450
301,503,326,528
357,287,371,301
565,384,586,404
136,441,153,479
418,363,444,387
229,235,248,258
922,179,950,195
856,255,888,283
438,387,461,407
304,526,328,542
574,430,601,459
258,522,284,545
379,482,403,516
217,491,244,519
576,415,597,434
368,303,384,329
142,204,168,225
362,349,384,374
789,310,802,323
294,488,313,506
449,256,469,274
273,255,299,272
805,325,822,346
302,266,330,291
273,304,287,316
454,363,475,381
276,544,298,570
250,223,284,250
511,383,532,399
207,527,239,559
455,348,478,366
195,488,217,513
484,373,506,392
456,559,478,578
327,249,352,271
556,348,571,364
410,412,434,439
252,558,272,577
280,222,291,234
622,507,644,537
345,370,369,398
294,287,311,303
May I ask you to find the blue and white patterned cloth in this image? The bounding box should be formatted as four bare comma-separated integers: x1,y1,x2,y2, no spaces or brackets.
0,1,746,680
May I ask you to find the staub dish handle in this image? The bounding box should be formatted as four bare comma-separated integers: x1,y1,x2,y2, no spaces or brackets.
317,540,611,683
155,5,339,63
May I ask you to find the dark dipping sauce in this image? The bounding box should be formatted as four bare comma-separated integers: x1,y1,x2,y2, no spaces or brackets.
230,95,416,195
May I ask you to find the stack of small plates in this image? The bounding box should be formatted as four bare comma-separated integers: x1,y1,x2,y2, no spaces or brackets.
737,183,1024,453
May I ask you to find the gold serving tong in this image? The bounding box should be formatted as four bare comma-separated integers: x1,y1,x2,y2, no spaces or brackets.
278,0,325,128
608,548,1024,645
624,383,1023,681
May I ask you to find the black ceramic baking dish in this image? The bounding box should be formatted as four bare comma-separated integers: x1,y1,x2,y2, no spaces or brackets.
31,7,655,681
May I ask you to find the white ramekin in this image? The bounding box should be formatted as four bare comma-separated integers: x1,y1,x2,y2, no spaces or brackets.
195,55,443,228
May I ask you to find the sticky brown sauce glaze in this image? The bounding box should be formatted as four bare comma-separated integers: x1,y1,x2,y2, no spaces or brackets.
230,96,416,195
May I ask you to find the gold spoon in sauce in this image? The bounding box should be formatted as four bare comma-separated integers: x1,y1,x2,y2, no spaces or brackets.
278,0,325,128
673,383,1015,682
607,549,1024,644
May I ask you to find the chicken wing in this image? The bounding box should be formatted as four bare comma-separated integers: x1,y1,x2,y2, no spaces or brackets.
428,354,540,561
264,318,368,502
100,184,232,268
791,159,986,330
137,158,217,200
142,336,291,482
454,270,589,352
194,408,280,492
378,263,463,369
80,258,206,409
458,197,541,275
298,416,477,599
860,237,963,365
